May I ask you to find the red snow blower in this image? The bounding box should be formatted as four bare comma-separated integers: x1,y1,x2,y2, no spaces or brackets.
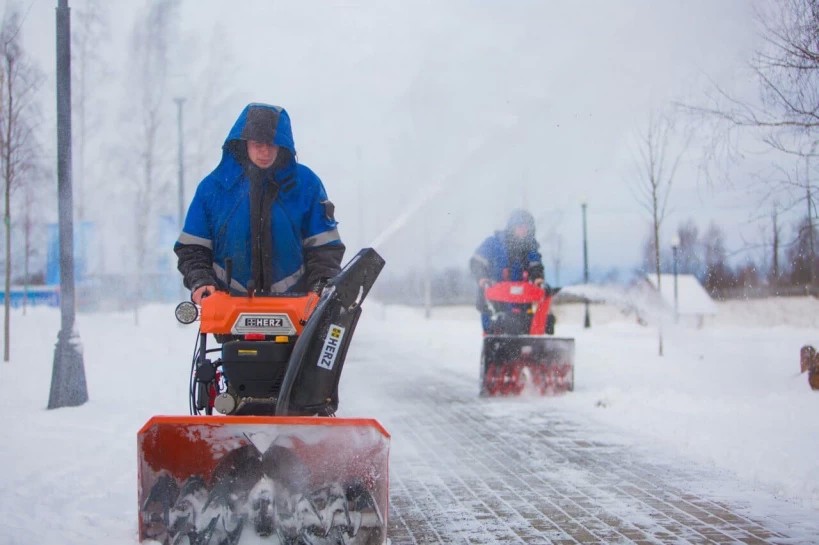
138,249,389,545
480,280,575,397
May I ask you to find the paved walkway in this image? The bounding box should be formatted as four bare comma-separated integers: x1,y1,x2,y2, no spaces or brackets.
355,366,815,545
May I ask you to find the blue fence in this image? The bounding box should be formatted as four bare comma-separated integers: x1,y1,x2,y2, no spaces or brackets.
0,286,59,308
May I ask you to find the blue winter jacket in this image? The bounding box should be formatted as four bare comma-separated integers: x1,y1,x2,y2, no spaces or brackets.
470,231,544,283
174,103,344,294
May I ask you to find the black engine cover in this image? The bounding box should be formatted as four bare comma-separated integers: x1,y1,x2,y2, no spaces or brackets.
220,340,293,399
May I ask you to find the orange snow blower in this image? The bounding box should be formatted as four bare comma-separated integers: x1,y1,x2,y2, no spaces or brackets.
479,281,575,396
138,249,389,545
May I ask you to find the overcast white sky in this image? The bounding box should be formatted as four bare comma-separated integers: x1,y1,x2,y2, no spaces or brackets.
10,0,773,283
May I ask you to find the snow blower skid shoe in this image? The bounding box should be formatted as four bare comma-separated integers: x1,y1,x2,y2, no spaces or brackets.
479,281,575,397
139,248,389,544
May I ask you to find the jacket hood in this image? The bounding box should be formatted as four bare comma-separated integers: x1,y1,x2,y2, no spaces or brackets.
222,103,296,166
506,209,535,233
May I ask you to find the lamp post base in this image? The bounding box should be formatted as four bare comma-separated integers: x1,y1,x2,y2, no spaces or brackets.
47,328,88,409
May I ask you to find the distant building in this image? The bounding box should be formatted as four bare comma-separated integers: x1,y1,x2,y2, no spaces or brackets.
644,273,717,327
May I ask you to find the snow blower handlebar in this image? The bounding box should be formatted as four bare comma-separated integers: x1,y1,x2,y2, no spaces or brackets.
174,248,384,417
482,280,561,304
482,281,560,336
276,248,385,416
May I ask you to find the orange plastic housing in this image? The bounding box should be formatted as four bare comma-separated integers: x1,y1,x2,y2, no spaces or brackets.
198,291,319,335
137,416,391,544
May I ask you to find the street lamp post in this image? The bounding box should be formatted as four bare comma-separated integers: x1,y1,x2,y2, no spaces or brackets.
174,98,186,301
806,140,818,292
581,202,590,328
48,0,88,409
174,97,185,229
671,235,680,324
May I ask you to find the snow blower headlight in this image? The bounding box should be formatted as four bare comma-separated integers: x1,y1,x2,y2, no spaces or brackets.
175,301,199,324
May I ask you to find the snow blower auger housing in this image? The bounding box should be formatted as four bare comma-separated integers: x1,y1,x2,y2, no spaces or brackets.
480,281,575,397
138,248,390,545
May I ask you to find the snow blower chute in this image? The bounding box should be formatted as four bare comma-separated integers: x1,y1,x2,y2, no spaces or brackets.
138,248,389,545
480,281,575,396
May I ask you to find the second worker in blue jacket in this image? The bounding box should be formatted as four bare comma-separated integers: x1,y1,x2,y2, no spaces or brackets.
470,209,549,333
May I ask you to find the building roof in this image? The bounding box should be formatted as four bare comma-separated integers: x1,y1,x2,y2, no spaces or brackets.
644,274,718,315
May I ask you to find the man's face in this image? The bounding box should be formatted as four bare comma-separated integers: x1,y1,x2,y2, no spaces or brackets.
512,225,530,239
247,140,279,168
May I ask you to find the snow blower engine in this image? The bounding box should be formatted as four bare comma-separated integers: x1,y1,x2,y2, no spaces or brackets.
137,248,391,545
480,280,575,396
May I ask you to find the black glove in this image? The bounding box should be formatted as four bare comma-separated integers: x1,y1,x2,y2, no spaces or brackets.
310,277,330,295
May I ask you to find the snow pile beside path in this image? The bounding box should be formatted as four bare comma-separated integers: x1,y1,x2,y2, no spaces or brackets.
714,296,819,329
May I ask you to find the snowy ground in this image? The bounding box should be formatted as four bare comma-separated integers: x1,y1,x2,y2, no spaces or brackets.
0,290,817,543
416,294,819,512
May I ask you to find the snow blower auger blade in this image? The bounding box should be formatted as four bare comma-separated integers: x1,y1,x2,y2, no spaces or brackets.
138,416,390,545
139,249,389,544
480,335,575,396
479,281,575,397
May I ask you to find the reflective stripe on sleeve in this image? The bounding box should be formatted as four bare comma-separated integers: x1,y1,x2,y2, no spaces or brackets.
177,232,213,249
303,228,341,248
270,266,305,293
472,254,489,267
213,263,248,293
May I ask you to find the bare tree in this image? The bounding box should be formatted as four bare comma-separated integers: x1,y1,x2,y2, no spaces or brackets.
123,0,180,323
15,163,47,315
747,0,819,137
770,203,782,284
702,222,735,297
20,184,34,314
187,23,236,180
735,260,761,290
680,0,819,275
0,5,44,361
690,0,819,141
536,210,564,286
753,1,819,283
640,226,658,273
632,112,687,356
786,214,818,286
644,218,703,276
674,219,702,276
72,0,109,222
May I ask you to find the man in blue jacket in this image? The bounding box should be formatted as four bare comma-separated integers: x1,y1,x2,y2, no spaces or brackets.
175,103,345,303
470,209,548,333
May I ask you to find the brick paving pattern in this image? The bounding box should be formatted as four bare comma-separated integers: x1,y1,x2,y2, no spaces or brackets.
375,372,814,545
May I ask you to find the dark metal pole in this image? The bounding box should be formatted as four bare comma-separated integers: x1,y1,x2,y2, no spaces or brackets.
49,0,87,409
672,245,679,323
174,97,185,229
807,145,815,292
582,202,590,328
